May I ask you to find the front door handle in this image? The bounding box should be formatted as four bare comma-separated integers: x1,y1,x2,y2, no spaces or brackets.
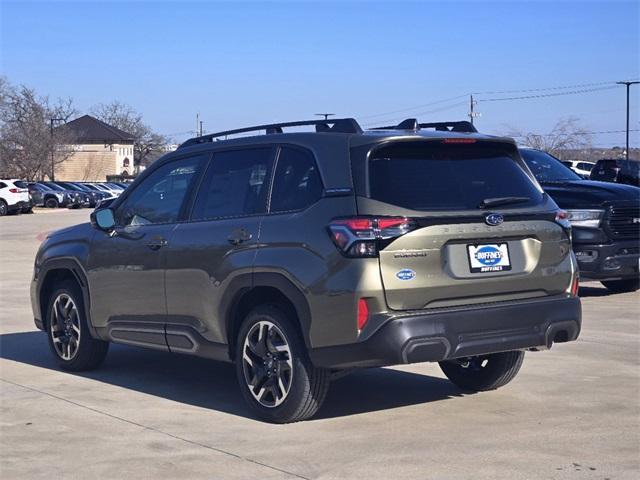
146,236,168,250
228,228,252,246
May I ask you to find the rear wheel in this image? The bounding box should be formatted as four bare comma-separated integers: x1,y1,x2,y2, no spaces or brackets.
45,280,109,371
0,200,7,216
439,351,524,392
601,278,639,293
235,305,329,423
44,197,59,208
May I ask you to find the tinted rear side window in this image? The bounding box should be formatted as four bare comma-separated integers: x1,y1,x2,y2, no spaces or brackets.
270,147,322,213
192,148,273,220
369,143,543,211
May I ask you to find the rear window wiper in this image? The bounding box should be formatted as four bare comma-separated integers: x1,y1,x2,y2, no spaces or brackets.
478,196,531,209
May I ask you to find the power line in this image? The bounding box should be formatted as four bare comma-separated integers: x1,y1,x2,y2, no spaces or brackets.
472,80,628,96
510,128,640,138
477,86,619,102
363,100,468,127
359,94,469,121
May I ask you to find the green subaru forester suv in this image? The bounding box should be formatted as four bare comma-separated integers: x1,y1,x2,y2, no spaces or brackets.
31,118,581,423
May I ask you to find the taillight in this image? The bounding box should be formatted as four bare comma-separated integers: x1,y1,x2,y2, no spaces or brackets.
357,298,369,331
328,216,416,257
9,188,19,193
555,209,571,229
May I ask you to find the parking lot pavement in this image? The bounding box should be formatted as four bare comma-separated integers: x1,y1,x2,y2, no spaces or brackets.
1,209,638,480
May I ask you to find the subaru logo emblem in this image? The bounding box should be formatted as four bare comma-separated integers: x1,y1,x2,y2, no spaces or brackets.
485,213,504,226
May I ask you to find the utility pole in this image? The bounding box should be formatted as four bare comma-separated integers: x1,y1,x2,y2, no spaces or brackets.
315,113,335,121
468,95,480,126
199,121,203,137
616,81,639,161
49,117,64,181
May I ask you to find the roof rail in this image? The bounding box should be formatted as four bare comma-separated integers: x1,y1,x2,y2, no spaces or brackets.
179,118,362,148
370,119,478,133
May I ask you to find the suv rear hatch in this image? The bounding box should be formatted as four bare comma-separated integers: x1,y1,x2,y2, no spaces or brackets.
351,138,573,310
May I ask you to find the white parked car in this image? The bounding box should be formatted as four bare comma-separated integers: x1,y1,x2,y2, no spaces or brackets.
565,160,596,178
0,179,31,216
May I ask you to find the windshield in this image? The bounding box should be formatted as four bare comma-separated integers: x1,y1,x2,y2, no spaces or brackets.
368,143,543,211
46,183,66,191
520,149,581,183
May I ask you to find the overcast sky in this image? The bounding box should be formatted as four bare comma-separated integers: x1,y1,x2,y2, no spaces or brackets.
1,0,638,146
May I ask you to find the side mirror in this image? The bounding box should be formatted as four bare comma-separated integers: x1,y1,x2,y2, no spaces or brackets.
91,208,115,232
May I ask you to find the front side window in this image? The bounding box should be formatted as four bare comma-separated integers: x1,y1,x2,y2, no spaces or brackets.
118,155,204,226
270,147,323,213
191,148,273,220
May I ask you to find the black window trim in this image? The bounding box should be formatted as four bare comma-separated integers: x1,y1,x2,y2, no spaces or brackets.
265,144,325,216
186,145,277,223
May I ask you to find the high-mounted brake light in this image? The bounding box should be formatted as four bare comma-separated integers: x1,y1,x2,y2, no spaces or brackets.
442,138,477,144
328,216,416,257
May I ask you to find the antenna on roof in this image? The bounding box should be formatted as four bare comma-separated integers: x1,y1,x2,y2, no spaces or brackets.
315,113,335,121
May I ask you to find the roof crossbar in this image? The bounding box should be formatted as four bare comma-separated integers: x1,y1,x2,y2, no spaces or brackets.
370,119,478,133
180,118,362,148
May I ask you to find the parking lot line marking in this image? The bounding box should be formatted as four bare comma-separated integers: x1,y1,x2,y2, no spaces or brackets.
0,377,309,480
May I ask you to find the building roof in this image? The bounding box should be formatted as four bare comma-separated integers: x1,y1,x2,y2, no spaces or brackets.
61,115,135,144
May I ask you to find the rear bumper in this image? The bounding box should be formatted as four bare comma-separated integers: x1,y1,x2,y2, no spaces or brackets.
574,239,639,280
7,201,29,212
310,295,581,369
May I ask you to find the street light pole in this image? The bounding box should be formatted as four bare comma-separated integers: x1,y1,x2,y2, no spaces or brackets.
616,81,639,161
49,117,64,180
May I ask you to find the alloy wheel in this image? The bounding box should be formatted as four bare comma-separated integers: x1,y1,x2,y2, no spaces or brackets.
50,293,81,361
241,320,293,408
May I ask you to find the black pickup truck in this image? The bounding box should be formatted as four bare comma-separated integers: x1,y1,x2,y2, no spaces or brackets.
521,148,640,293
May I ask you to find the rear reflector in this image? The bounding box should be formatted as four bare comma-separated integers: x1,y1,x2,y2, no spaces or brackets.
357,298,369,330
570,275,579,297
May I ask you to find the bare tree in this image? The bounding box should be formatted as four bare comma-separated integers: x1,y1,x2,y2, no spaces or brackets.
91,101,167,168
505,117,592,160
0,77,77,180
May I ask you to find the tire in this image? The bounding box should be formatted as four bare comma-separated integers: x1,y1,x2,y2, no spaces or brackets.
601,278,639,293
235,305,330,423
439,350,525,392
44,197,59,209
0,200,7,217
45,279,109,371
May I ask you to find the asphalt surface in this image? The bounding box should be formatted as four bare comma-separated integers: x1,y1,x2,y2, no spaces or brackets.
1,209,638,479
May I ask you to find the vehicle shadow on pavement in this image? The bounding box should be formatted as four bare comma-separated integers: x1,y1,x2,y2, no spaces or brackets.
578,285,613,298
0,331,464,421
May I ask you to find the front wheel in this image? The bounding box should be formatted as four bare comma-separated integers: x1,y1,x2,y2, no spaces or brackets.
44,197,59,208
439,351,524,392
45,280,109,371
601,278,639,293
235,305,330,423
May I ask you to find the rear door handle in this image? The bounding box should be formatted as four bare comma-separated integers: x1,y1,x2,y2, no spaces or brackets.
146,236,168,250
228,228,252,245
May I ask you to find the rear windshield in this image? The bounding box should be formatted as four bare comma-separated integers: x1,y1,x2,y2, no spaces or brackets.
368,143,543,211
